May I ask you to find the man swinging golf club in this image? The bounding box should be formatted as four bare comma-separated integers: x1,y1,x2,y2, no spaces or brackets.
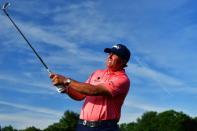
50,44,131,131
2,2,131,130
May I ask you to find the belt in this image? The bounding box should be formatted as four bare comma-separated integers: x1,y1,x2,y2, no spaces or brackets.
78,119,118,128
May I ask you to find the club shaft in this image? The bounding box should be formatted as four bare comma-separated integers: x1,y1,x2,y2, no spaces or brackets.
3,9,51,73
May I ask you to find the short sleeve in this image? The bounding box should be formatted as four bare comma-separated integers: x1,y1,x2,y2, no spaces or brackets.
85,72,95,84
103,76,130,97
85,70,103,84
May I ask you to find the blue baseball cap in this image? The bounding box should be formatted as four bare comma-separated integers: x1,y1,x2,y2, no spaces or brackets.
104,44,131,62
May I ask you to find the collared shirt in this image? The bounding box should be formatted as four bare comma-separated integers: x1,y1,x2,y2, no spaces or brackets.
79,69,130,121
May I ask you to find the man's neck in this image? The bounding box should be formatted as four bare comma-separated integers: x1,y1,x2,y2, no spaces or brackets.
107,67,123,73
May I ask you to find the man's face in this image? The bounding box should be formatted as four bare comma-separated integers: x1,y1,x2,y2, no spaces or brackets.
105,53,124,71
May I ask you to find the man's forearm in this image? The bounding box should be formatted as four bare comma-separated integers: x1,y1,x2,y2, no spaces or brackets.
65,86,86,101
69,80,111,96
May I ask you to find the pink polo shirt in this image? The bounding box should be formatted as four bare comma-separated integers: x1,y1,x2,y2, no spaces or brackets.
79,69,130,121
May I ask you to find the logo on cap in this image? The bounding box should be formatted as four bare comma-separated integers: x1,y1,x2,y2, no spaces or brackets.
113,45,120,50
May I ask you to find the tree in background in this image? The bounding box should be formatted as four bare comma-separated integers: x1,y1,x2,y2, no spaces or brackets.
156,110,197,131
1,110,197,131
194,117,197,122
135,111,158,131
119,122,137,131
1,125,17,131
119,110,197,131
20,126,41,131
44,110,79,131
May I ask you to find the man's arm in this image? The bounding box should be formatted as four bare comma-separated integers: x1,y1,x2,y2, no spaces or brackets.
50,74,112,100
50,73,85,101
63,87,86,101
69,80,112,97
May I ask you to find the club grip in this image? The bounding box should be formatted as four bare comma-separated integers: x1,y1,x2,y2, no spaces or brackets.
56,85,66,93
48,71,66,93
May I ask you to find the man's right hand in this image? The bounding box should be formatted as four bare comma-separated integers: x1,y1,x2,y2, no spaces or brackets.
49,73,67,93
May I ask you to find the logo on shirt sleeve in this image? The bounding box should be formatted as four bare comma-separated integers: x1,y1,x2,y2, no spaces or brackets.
94,76,101,82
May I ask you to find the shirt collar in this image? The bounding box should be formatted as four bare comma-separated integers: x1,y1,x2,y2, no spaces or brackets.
105,69,126,76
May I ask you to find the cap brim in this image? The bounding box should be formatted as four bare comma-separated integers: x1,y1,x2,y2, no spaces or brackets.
104,48,112,53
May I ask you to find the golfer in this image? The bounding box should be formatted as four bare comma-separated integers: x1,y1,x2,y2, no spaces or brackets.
50,44,131,131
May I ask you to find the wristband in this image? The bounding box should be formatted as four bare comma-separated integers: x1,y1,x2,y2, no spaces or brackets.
64,78,72,86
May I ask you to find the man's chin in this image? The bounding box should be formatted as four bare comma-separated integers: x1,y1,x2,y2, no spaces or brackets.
106,66,116,70
106,64,113,68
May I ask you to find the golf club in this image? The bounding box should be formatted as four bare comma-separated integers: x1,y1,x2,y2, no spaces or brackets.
2,2,64,92
2,2,51,74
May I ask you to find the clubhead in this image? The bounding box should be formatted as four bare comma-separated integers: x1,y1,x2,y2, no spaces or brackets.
2,2,10,10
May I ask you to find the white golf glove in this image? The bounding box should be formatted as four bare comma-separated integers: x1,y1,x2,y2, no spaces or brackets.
56,85,66,93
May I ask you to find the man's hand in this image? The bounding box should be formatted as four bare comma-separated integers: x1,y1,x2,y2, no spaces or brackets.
49,73,66,86
49,73,68,93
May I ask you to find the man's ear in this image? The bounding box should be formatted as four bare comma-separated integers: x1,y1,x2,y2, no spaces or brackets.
121,59,127,68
